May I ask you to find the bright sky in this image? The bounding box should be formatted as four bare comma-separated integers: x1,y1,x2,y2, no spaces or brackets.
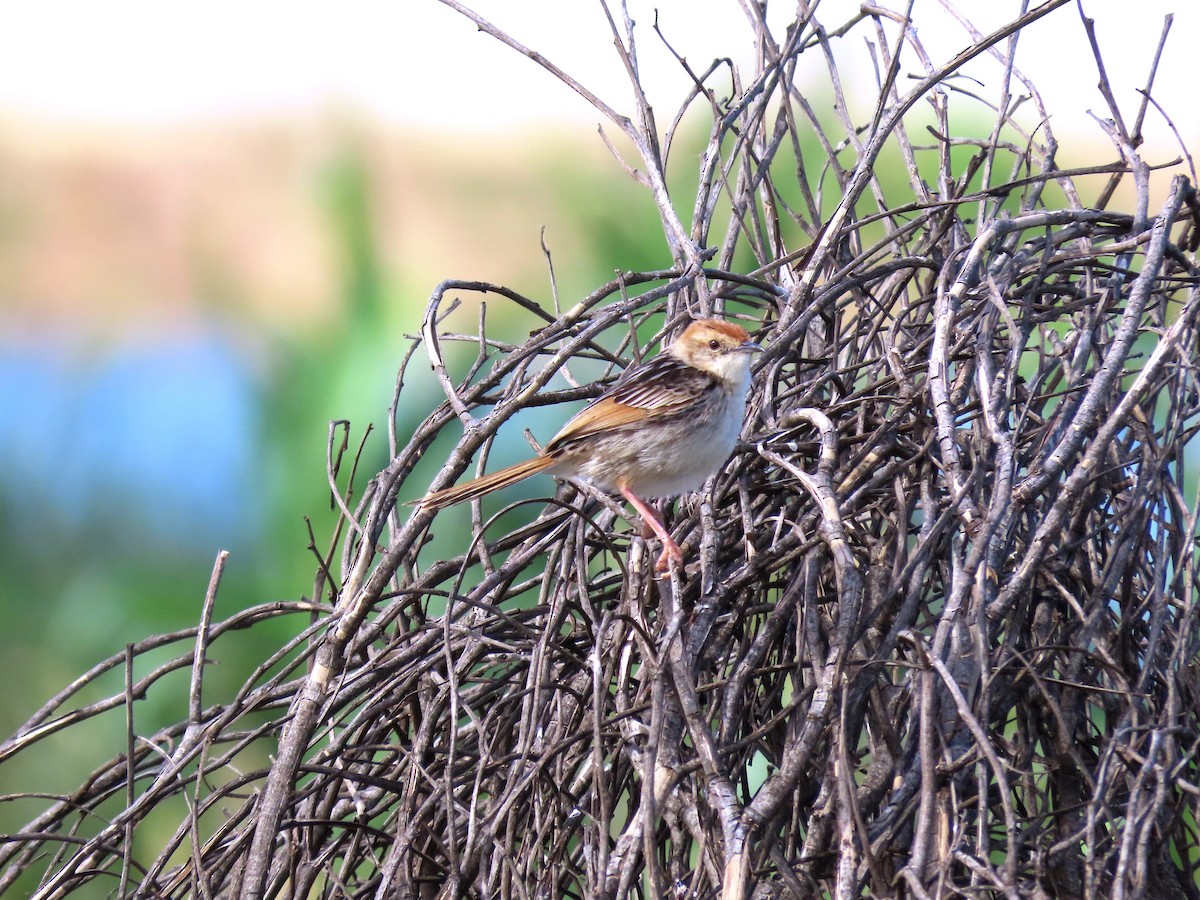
0,0,1194,152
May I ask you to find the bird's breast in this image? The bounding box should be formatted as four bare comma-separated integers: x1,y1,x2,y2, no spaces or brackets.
570,383,746,498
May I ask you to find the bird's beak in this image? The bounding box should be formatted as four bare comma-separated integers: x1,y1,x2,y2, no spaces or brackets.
736,341,763,354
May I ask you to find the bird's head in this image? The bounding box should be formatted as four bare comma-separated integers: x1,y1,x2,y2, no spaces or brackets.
671,318,762,383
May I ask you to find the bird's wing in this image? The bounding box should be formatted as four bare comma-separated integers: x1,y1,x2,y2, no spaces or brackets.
546,354,715,450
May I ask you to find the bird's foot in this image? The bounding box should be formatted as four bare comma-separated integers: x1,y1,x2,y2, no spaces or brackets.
654,538,685,573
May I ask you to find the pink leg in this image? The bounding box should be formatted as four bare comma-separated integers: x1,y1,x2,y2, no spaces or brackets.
618,484,683,571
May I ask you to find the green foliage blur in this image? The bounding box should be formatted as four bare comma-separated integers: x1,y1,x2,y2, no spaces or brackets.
0,120,680,861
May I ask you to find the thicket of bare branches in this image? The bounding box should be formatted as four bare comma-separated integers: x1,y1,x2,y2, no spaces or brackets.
5,1,1200,898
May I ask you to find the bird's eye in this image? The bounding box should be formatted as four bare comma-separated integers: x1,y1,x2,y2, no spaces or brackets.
708,339,721,351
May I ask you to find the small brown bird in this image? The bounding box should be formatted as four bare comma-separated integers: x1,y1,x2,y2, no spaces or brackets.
418,317,761,570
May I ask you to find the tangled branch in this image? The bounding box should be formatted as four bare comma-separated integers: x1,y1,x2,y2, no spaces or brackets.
4,2,1200,898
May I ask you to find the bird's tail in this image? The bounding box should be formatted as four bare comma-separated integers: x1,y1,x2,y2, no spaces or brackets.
416,456,556,510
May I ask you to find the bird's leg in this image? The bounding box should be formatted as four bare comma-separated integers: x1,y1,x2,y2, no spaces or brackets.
618,484,683,571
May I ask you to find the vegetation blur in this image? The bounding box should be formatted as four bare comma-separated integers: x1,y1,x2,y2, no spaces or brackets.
0,116,671,832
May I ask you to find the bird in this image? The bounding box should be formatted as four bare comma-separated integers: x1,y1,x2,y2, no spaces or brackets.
417,317,762,570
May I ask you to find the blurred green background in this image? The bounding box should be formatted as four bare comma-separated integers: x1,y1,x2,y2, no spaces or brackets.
0,116,680,835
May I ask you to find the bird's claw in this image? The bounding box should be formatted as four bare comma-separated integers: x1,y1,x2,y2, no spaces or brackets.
654,538,685,573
